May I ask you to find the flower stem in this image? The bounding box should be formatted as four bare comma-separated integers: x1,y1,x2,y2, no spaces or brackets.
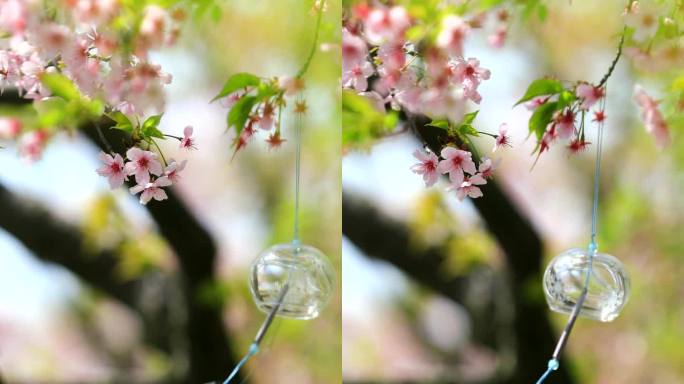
150,138,168,167
296,1,325,79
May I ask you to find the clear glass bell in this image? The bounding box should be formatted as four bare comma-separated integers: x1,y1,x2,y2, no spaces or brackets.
249,243,335,320
543,248,630,322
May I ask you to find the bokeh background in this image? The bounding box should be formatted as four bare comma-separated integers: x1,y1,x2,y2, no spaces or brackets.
343,1,684,383
0,0,341,383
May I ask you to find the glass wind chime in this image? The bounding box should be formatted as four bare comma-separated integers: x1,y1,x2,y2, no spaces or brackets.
220,103,335,383
535,33,630,384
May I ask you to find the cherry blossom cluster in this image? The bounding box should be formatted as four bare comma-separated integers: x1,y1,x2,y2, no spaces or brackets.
0,0,197,204
1,0,178,114
343,5,496,122
214,74,306,155
95,125,195,204
343,4,510,201
411,147,500,201
530,83,607,159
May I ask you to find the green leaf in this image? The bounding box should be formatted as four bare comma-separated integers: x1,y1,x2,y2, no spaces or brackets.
227,95,257,134
41,73,81,101
515,78,564,106
141,114,164,138
462,110,479,125
36,98,69,128
211,73,261,102
457,123,479,137
426,120,450,130
529,101,558,141
342,90,393,150
107,111,134,133
557,90,577,109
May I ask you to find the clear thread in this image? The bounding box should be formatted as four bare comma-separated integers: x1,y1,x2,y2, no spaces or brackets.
535,82,608,384
293,94,303,246
221,94,305,384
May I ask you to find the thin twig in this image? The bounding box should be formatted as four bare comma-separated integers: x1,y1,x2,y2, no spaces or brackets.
597,27,627,88
296,0,325,78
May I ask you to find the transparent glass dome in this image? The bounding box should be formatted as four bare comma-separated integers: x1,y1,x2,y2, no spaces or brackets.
543,248,630,322
249,243,335,320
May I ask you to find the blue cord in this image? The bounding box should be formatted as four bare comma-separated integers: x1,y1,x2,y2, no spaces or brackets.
223,343,259,384
536,359,559,384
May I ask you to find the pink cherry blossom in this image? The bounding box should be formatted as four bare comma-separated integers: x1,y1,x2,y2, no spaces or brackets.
575,83,605,110
220,91,244,109
343,60,374,92
0,117,22,139
164,159,187,183
436,15,469,57
124,147,163,185
258,103,275,131
180,125,196,149
0,0,27,35
19,130,48,162
633,84,670,148
453,174,487,201
488,26,507,49
478,157,499,178
73,0,120,25
451,58,490,104
129,176,172,205
437,147,476,186
410,149,439,187
96,152,127,189
139,5,168,50
493,123,511,151
342,27,368,72
555,110,575,139
452,58,490,89
32,23,71,59
525,96,548,111
363,6,410,45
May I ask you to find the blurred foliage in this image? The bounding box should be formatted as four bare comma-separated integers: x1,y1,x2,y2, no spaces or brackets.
82,194,173,280
409,191,500,276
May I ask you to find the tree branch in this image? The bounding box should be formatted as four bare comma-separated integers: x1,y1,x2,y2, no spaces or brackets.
0,182,139,308
342,194,468,303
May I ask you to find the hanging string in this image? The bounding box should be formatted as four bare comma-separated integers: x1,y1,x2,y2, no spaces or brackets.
293,94,304,247
534,81,610,384
222,283,290,384
221,4,322,380
222,88,306,384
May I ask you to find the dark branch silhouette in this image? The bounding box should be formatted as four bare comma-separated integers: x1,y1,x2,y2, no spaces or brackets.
0,182,139,308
